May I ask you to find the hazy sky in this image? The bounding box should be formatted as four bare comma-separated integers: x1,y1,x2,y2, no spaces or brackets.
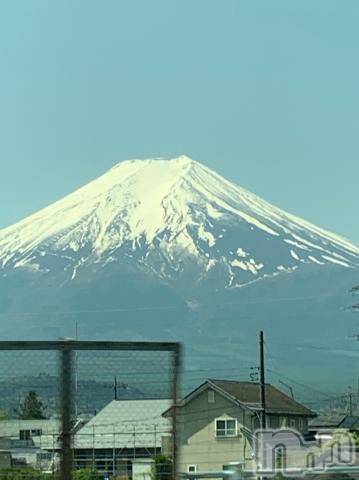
1,0,358,242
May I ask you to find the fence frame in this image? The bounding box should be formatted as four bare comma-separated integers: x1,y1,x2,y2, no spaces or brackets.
0,340,182,480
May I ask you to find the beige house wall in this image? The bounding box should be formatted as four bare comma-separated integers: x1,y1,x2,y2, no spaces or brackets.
177,388,254,473
176,387,310,474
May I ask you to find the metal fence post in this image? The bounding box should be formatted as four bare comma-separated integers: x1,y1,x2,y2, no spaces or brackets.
60,345,75,480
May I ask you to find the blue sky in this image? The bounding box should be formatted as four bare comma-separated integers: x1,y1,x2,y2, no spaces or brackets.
1,0,358,242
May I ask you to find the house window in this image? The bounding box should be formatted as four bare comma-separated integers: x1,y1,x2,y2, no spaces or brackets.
187,465,197,473
208,390,215,403
215,418,237,437
20,430,31,441
298,418,304,430
290,418,296,428
19,429,42,440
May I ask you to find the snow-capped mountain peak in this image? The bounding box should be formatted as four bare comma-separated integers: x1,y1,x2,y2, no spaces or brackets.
0,156,358,287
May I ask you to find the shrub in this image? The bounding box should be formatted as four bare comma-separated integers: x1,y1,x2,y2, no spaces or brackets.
152,455,173,480
0,468,52,479
73,468,103,480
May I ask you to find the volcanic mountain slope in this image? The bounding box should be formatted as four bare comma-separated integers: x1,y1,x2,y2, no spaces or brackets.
0,156,358,394
0,155,358,292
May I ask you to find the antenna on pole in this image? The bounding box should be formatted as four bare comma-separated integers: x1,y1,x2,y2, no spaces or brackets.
279,380,295,400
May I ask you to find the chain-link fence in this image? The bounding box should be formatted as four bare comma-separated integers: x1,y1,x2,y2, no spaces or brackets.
0,341,181,480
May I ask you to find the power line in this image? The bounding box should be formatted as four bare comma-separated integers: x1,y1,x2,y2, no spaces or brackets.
267,340,359,354
267,367,339,400
0,292,349,318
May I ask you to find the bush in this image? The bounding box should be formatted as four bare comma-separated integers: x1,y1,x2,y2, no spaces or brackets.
73,468,103,480
152,455,173,480
0,468,52,479
0,467,103,479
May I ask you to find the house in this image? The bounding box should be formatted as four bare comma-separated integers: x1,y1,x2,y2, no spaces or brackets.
165,379,316,474
0,418,60,471
309,415,359,441
73,398,172,476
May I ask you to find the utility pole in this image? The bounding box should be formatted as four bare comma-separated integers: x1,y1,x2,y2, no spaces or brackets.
259,331,266,429
114,376,118,400
74,321,78,419
348,392,353,415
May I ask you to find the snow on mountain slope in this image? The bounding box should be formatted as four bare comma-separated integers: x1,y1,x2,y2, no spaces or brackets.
0,155,358,288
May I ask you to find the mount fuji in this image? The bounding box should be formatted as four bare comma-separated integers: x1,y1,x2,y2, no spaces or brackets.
1,156,358,394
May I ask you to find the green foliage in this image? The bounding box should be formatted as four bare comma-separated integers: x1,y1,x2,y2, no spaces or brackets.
73,468,103,480
19,391,46,419
0,468,52,479
0,468,105,480
352,431,359,446
0,408,8,420
152,455,173,480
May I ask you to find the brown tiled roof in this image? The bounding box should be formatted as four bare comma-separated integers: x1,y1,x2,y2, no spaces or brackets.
209,379,316,417
309,415,346,428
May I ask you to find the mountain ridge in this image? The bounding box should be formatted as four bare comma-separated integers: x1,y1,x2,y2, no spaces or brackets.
0,156,358,291
0,155,358,395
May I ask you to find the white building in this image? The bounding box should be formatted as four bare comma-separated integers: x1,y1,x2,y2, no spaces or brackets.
74,398,172,476
0,418,60,471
